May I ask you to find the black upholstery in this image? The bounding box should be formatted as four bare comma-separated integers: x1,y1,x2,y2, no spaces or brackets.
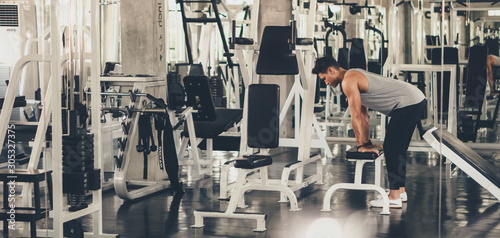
463,45,488,108
188,64,205,75
431,47,459,117
256,26,299,75
183,75,217,121
188,108,243,138
338,48,349,70
297,38,314,45
234,84,279,169
486,38,499,56
234,37,254,45
247,84,280,148
431,129,500,188
345,147,382,160
234,155,273,169
0,96,26,109
349,38,366,70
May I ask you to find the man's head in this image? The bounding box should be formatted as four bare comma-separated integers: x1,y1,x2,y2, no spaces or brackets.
312,55,343,87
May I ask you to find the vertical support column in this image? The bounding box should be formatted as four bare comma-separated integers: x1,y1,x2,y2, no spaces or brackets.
120,0,166,76
51,0,63,236
91,0,104,235
296,50,317,179
258,0,294,138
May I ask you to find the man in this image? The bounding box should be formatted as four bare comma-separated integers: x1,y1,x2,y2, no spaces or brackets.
312,55,426,208
486,54,500,95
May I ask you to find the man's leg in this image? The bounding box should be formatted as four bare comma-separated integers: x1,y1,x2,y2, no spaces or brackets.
383,100,426,200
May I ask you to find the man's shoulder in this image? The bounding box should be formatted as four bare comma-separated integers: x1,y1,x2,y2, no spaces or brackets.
345,69,364,78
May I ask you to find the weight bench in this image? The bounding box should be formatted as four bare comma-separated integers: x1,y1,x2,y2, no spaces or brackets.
192,84,300,232
423,127,500,200
178,75,242,177
322,147,390,215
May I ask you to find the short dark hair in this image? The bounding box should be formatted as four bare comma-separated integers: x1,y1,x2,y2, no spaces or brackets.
312,55,340,74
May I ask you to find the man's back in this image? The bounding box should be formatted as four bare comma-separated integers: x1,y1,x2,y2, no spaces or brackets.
347,68,425,116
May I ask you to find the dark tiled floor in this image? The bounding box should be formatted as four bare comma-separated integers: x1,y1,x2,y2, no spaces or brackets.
3,144,500,237
93,146,500,238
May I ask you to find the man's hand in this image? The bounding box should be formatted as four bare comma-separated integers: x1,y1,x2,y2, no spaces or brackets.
371,143,383,150
357,146,381,156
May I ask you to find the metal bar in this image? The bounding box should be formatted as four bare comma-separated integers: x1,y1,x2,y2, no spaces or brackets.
184,18,218,23
212,0,233,67
181,0,212,2
101,107,167,113
51,0,63,236
86,92,148,96
178,0,193,64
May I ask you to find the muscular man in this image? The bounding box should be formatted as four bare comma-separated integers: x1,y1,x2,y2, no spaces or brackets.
486,54,500,95
312,55,426,208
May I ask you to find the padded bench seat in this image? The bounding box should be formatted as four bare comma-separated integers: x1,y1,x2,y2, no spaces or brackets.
185,108,242,138
297,38,314,45
346,147,383,160
234,155,273,169
234,37,254,45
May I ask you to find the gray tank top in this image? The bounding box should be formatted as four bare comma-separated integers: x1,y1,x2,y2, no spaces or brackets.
348,69,425,116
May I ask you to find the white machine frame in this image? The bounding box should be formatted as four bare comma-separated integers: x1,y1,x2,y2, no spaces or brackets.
0,0,117,236
109,77,171,201
321,153,390,215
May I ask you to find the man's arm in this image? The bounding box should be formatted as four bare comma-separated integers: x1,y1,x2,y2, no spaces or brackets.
342,74,367,146
343,73,379,154
361,105,370,143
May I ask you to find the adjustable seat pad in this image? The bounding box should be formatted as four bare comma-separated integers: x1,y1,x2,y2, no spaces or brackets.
189,108,243,138
234,155,273,169
256,26,298,75
234,37,254,45
234,84,280,169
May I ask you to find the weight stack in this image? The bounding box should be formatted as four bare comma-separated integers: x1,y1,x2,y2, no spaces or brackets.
62,133,100,212
210,76,226,107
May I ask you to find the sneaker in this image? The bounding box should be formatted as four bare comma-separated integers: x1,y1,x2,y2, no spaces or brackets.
400,192,407,202
369,197,402,208
377,191,407,202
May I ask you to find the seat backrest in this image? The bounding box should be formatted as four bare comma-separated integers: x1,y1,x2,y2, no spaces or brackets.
247,84,280,148
485,38,499,57
431,47,458,116
256,26,298,75
183,75,217,121
188,64,205,76
338,47,349,70
349,38,366,70
464,45,488,109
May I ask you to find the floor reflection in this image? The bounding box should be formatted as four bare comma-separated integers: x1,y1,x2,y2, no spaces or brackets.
78,146,500,238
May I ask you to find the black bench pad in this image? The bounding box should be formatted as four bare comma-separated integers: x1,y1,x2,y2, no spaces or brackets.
0,96,26,109
186,108,243,139
234,155,272,169
345,147,383,160
431,130,500,188
297,38,314,45
234,37,254,45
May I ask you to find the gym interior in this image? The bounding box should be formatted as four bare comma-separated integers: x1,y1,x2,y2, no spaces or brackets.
0,0,500,237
